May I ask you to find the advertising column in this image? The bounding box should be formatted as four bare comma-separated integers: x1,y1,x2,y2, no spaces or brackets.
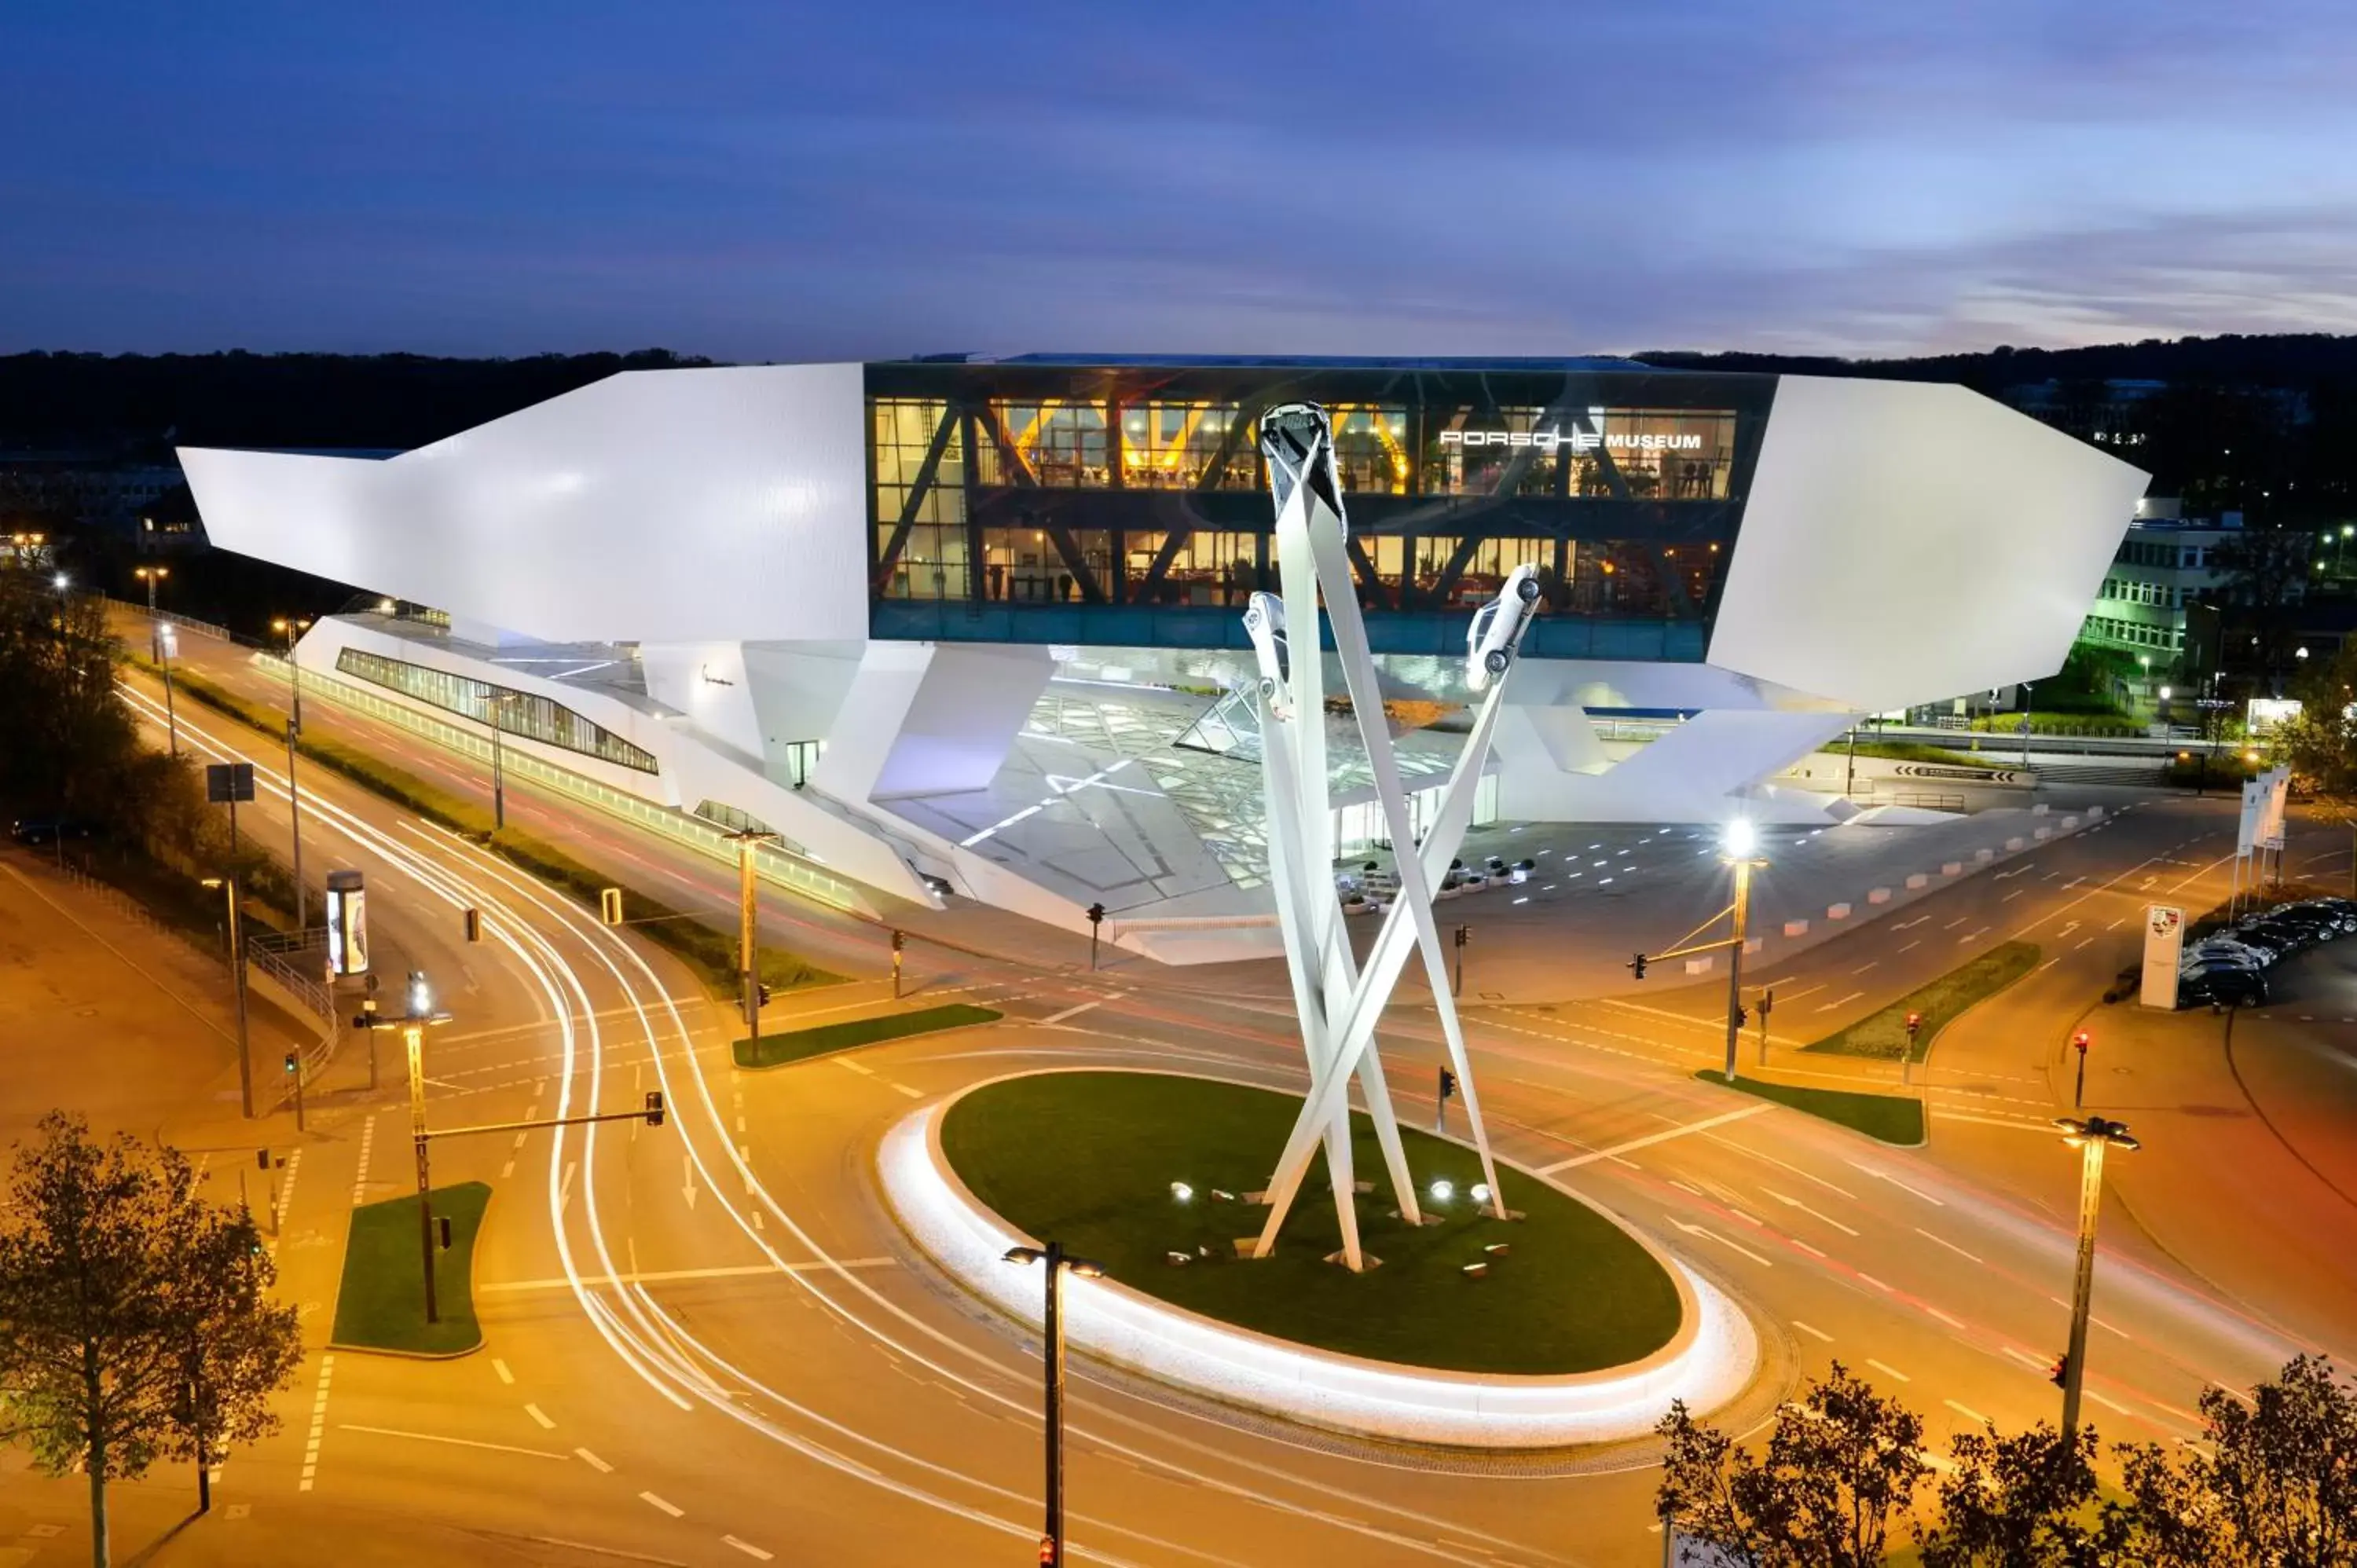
2139,905,2184,1010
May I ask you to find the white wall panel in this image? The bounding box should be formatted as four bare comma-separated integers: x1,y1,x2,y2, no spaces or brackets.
1710,377,2148,713
182,365,869,646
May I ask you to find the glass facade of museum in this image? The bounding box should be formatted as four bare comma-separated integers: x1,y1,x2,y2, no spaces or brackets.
335,648,660,774
863,357,1775,659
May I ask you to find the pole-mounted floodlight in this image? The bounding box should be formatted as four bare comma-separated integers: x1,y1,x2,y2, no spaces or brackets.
1721,818,1758,861
2052,1115,2139,1449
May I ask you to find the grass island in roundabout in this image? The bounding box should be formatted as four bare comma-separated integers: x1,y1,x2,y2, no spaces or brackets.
880,1069,1758,1448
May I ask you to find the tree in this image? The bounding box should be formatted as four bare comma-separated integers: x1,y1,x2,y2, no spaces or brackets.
0,1115,301,1567
2113,1355,2357,1568
1919,1421,2121,1568
159,1158,300,1514
1656,1362,1929,1566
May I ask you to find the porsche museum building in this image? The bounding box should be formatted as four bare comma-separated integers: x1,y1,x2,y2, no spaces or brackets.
181,355,2148,960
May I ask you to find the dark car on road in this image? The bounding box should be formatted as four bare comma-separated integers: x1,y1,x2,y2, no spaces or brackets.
8,815,101,847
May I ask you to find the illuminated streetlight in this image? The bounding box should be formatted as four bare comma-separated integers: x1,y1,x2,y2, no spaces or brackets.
200,876,254,1118
1718,821,1767,1083
2052,1116,2139,1449
1002,1242,1106,1566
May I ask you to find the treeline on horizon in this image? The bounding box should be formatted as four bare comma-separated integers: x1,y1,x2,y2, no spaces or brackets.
7,332,2357,455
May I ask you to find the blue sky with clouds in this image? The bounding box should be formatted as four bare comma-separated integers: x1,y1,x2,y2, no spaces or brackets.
5,1,2355,359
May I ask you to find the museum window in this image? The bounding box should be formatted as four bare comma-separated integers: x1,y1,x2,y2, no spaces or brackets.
1329,405,1409,494
1118,403,1257,491
873,398,968,599
984,400,1109,487
1130,529,1263,606
333,649,659,774
1420,406,1739,500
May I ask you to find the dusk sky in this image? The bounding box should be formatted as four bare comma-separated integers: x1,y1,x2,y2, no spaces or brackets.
6,2,2357,362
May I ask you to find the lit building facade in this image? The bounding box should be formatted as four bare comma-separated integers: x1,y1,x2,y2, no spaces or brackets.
180,357,2148,960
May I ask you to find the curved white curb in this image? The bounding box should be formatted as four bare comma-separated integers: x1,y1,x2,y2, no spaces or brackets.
878,1079,1758,1449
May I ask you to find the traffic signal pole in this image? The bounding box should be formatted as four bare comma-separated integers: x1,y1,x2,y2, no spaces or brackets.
2060,1134,2107,1447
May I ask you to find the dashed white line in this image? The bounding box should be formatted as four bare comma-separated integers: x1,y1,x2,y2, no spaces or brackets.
575,1447,612,1473
349,1115,377,1204
1857,1272,1895,1293
834,1057,876,1077
1814,991,1868,1013
492,1358,515,1385
723,1539,775,1562
2046,1297,2130,1338
1040,998,1103,1025
640,1491,684,1518
892,1083,923,1099
1792,1319,1834,1343
1915,1228,1985,1265
1945,1399,1992,1425
2085,1388,2132,1416
524,1403,555,1430
1866,1357,1912,1383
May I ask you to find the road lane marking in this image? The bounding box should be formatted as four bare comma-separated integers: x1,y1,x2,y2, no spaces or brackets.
1763,1188,1860,1236
1788,1239,1827,1258
2085,1388,2132,1416
525,1403,555,1430
1671,1220,1772,1266
575,1447,613,1473
1040,999,1103,1025
2003,1346,2051,1372
339,1424,570,1460
350,1115,377,1204
892,1082,923,1099
1850,961,1879,976
1845,1160,1947,1206
1945,1399,1991,1425
1866,1357,1912,1383
1857,1273,1894,1293
492,1358,514,1385
2075,937,2094,950
301,1352,334,1493
1934,1111,2058,1134
1814,991,1867,1013
834,1057,876,1077
481,1259,897,1292
1705,1134,1857,1199
1536,1104,1770,1174
1915,1228,1985,1265
641,1492,684,1518
724,1540,775,1562
2046,1296,2130,1338
1792,1320,1834,1342
1897,940,1921,952
1956,926,1991,943
2002,889,2025,903
1926,1306,1966,1329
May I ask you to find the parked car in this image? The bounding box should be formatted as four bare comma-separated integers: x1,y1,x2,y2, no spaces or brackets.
2273,902,2357,936
2230,918,2312,959
2180,964,2269,1009
2184,938,2271,969
8,815,100,847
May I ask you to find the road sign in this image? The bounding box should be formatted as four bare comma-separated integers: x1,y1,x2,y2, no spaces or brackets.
205,762,255,804
325,870,368,976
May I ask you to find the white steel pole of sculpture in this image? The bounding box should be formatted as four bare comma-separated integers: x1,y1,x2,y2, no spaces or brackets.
1244,404,1539,1268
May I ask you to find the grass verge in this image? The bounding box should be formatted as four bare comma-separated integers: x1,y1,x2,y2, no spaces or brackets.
134,657,843,997
329,1181,492,1356
1835,740,2007,769
940,1070,1683,1376
1692,1069,1925,1146
1804,940,2040,1061
735,1002,1001,1068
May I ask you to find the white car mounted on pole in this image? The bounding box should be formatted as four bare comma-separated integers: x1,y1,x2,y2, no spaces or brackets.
1243,403,1541,1270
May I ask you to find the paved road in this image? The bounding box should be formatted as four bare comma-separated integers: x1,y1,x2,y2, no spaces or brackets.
7,632,2337,1567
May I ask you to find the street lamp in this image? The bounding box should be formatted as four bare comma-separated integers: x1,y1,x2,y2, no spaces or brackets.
270,617,310,734
1002,1241,1106,1567
400,970,454,1322
1719,819,1765,1083
200,876,254,1119
2052,1115,2140,1450
134,564,169,660
725,826,779,1046
158,620,181,758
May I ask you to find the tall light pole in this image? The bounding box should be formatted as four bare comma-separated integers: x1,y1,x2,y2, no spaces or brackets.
1721,819,1766,1084
201,876,254,1119
134,564,168,661
726,828,778,1046
271,617,310,734
487,690,512,830
2053,1115,2140,1449
159,620,181,759
399,970,453,1323
1002,1242,1105,1567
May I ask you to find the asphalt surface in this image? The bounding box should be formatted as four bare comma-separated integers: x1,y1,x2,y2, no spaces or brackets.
11,626,2346,1568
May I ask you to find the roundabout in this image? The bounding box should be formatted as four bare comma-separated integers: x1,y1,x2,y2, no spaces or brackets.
881,1068,1760,1449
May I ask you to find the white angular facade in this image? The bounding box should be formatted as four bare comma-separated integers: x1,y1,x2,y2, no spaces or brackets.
181,357,2148,959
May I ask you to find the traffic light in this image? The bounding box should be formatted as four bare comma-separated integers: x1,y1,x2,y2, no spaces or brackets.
2048,1354,2069,1388
1733,1006,1749,1031
643,1090,665,1127
283,1052,297,1076
1086,902,1106,927
599,887,624,925
1904,1011,1923,1039
2073,1030,2091,1053
1453,925,1468,949
1439,1068,1458,1102
757,982,772,1007
1758,987,1775,1020
1629,952,1648,980
891,929,905,954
